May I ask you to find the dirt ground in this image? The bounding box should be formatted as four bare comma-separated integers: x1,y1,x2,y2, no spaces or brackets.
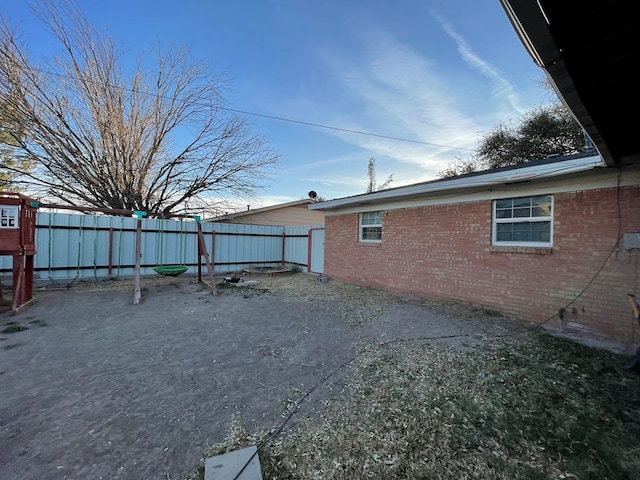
0,272,589,479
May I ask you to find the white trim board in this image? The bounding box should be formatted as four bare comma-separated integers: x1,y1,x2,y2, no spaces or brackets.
321,163,639,217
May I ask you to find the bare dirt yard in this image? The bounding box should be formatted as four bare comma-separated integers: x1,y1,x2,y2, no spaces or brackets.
1,272,638,480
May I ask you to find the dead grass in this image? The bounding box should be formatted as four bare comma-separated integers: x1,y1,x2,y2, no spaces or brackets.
256,273,498,327
30,272,640,479
196,330,640,480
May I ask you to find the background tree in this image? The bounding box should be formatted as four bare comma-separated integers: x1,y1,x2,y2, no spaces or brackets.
436,156,481,179
366,157,393,193
478,104,586,169
438,102,587,178
0,86,29,191
0,0,279,214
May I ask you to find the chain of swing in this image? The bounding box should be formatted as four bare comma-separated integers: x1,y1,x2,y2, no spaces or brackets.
154,215,189,276
45,211,194,286
47,213,126,288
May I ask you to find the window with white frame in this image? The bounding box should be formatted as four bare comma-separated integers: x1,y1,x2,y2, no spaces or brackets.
0,206,19,228
359,211,383,242
492,195,553,246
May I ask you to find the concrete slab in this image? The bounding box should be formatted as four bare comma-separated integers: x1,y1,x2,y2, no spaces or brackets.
204,445,262,480
543,325,635,355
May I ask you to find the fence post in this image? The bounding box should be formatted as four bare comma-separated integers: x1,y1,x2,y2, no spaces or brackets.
132,211,145,305
307,228,312,273
281,231,286,265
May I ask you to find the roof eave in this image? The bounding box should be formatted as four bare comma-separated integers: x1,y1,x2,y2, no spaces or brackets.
498,0,618,167
207,199,314,221
309,154,604,211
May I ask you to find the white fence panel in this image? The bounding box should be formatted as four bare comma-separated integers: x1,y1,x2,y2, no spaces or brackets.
0,212,322,281
211,223,283,273
284,225,311,268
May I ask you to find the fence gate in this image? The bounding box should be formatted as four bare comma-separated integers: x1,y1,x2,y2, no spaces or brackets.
308,228,324,274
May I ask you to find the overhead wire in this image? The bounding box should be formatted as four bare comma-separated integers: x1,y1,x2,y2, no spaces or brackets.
26,66,476,152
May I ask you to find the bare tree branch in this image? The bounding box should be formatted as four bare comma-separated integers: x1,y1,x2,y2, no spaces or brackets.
366,157,393,193
0,0,279,213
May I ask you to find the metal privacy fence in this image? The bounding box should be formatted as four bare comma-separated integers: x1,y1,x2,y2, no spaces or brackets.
0,212,323,281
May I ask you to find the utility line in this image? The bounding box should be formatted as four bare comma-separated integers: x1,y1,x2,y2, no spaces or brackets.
28,66,476,152
218,106,475,151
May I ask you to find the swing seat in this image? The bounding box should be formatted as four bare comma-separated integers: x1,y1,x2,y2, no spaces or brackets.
153,265,188,276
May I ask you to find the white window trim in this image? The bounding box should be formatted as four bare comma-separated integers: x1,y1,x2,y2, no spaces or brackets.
492,195,553,247
0,206,19,229
359,211,383,243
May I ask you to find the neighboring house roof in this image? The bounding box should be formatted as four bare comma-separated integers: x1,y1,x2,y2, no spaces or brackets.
309,153,605,212
499,0,640,167
207,198,323,225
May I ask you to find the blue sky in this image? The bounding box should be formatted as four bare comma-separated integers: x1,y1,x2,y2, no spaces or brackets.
3,1,552,209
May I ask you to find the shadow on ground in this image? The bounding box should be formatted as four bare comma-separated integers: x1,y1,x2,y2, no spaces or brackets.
0,273,626,479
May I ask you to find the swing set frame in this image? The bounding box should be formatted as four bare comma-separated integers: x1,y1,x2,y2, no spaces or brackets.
18,201,217,305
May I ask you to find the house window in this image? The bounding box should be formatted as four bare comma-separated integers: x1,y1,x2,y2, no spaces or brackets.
492,195,553,246
0,206,19,229
359,211,383,242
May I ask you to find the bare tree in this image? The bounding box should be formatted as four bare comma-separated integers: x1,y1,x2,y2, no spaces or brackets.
366,157,393,193
0,84,30,191
0,0,279,214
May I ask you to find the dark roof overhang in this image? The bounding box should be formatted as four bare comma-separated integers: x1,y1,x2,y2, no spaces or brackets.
500,0,640,167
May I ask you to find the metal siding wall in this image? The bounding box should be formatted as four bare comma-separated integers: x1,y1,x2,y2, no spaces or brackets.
34,213,140,280
38,212,88,280
210,223,282,272
283,225,312,267
151,218,197,271
109,216,137,278
0,213,319,281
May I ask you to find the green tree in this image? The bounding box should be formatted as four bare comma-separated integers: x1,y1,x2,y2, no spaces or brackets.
478,104,586,169
438,103,587,178
0,0,279,213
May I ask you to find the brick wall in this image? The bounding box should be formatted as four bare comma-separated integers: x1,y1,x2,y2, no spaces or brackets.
324,185,640,342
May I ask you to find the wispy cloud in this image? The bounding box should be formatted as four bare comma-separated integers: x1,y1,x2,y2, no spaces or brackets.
285,152,360,173
431,12,526,114
318,29,485,178
315,18,534,183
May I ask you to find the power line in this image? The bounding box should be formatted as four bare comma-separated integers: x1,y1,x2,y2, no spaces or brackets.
218,106,476,151
28,66,476,152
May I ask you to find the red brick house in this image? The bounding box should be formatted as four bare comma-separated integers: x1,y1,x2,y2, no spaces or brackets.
309,153,640,343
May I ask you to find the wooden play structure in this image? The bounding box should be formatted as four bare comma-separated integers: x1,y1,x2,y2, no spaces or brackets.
0,192,39,312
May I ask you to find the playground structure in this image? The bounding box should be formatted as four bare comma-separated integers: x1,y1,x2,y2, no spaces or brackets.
153,214,189,277
0,192,38,312
0,195,216,309
130,210,216,303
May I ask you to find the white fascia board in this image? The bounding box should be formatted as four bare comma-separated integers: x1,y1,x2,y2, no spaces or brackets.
322,164,640,217
309,155,604,211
